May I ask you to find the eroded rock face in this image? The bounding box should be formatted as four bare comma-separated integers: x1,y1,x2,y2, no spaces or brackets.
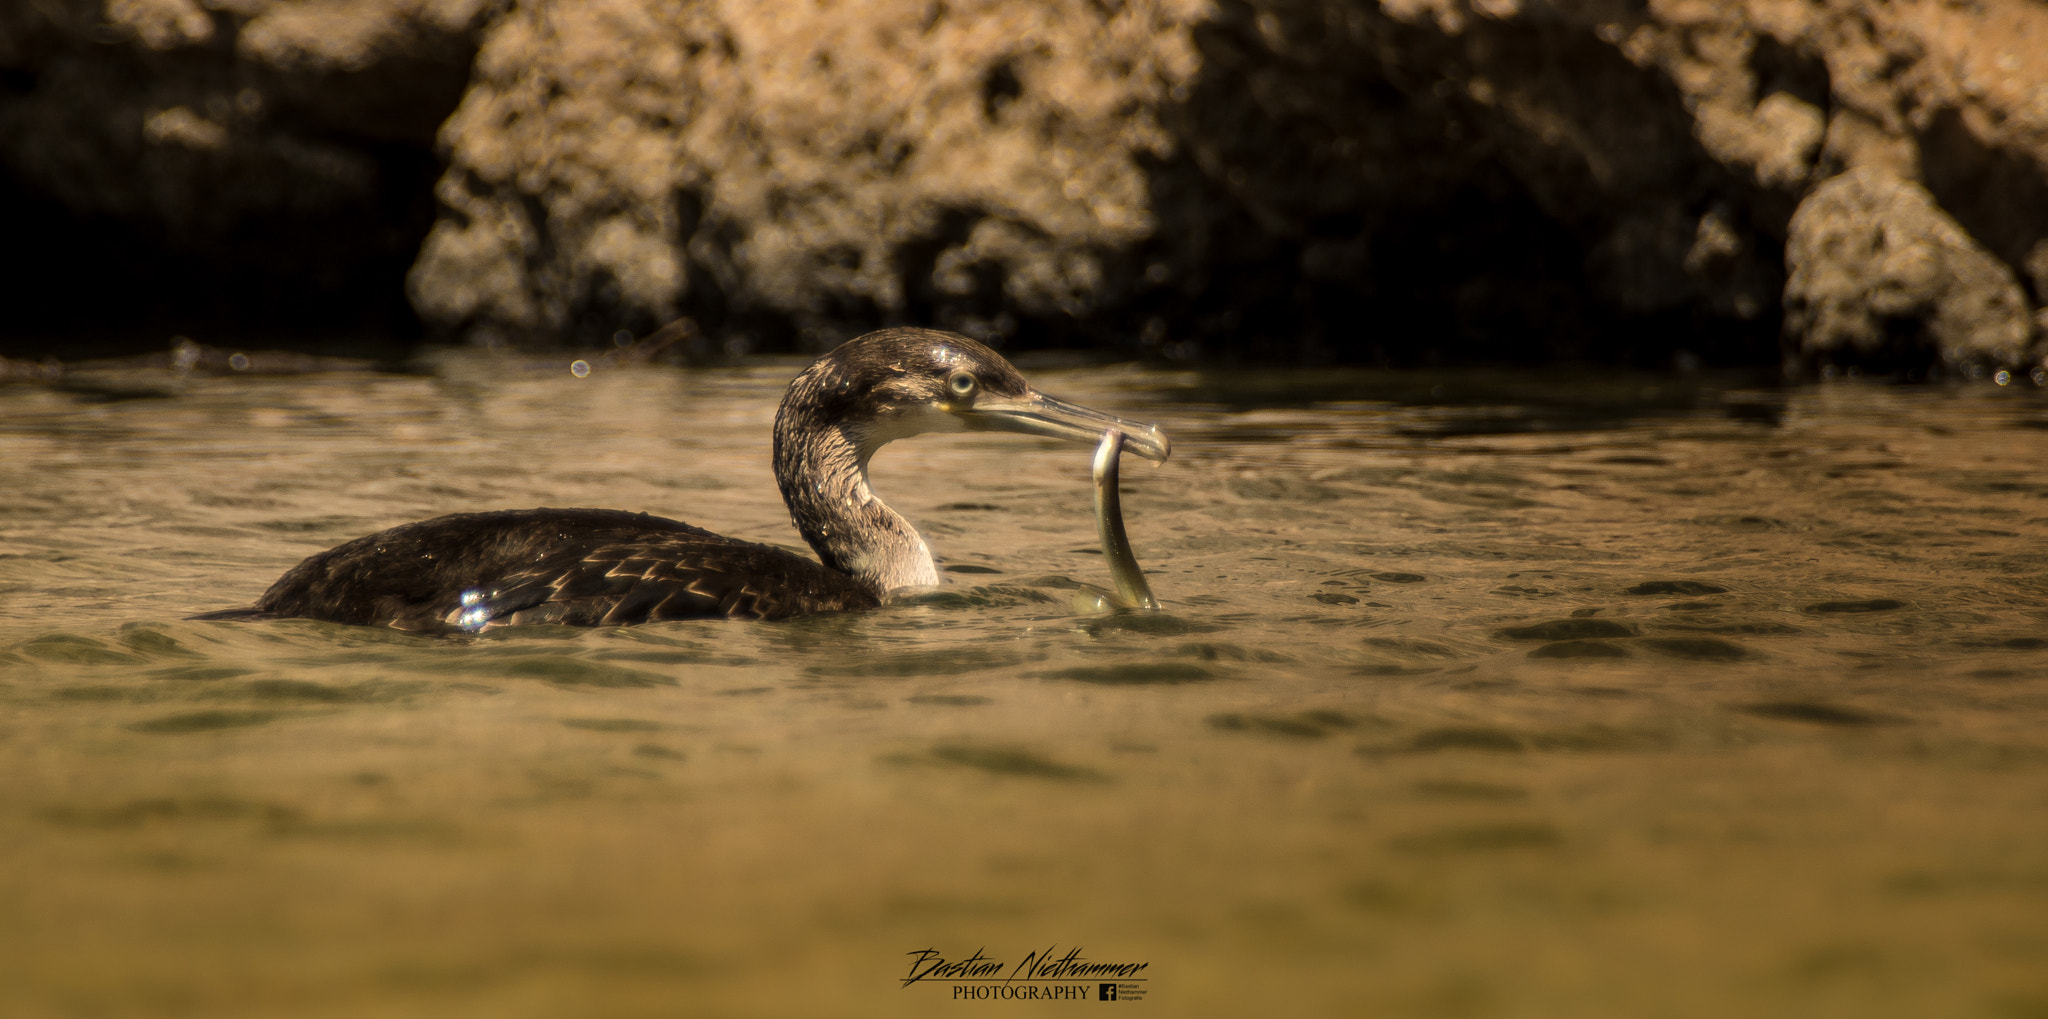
5,0,2046,370
1785,168,2033,371
403,0,2048,368
1139,0,2048,368
408,0,1205,351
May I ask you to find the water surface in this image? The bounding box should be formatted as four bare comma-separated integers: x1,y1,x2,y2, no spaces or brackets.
3,352,2046,1017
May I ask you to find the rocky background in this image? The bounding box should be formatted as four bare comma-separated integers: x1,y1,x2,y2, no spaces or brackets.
4,0,2047,373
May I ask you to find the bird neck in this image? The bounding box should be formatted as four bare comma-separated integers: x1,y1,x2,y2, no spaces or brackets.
773,406,938,597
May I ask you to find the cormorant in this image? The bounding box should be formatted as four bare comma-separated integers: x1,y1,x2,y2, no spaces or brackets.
192,327,1169,630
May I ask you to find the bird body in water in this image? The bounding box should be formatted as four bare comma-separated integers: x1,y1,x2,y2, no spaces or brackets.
193,328,1169,631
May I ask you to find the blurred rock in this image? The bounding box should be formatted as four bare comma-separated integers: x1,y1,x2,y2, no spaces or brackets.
409,0,1202,350
405,0,2048,369
1141,0,2046,368
6,0,2048,371
1784,168,2033,372
0,0,491,347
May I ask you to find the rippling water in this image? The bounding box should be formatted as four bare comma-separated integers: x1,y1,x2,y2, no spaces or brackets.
3,351,2046,1017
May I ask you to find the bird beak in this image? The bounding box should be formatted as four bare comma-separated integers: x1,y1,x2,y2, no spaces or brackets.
961,389,1172,463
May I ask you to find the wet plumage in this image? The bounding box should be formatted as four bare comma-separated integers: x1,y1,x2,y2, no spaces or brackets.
194,328,1168,631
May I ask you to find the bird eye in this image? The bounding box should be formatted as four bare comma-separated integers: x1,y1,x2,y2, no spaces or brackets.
946,371,977,398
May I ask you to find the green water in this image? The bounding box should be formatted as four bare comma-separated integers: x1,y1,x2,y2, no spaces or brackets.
2,351,2046,1017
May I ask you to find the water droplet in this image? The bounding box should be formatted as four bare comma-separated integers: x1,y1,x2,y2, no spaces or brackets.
228,353,250,371
1995,370,2012,386
569,359,591,378
456,589,490,632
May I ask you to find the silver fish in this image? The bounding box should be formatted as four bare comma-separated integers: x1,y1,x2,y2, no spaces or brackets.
1092,428,1160,611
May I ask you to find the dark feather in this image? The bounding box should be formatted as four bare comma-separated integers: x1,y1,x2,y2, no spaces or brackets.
232,508,877,631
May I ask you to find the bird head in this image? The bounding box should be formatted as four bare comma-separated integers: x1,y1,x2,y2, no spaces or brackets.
786,327,1171,465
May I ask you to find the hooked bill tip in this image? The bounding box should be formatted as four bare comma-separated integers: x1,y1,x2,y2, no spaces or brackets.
1125,424,1171,464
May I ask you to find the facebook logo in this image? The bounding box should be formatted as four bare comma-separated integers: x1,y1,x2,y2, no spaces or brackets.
1099,983,1117,1001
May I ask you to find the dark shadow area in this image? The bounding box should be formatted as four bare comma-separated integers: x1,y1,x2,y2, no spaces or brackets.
0,148,436,362
1749,34,1832,113
0,10,476,362
1919,107,2048,304
1132,0,1787,369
